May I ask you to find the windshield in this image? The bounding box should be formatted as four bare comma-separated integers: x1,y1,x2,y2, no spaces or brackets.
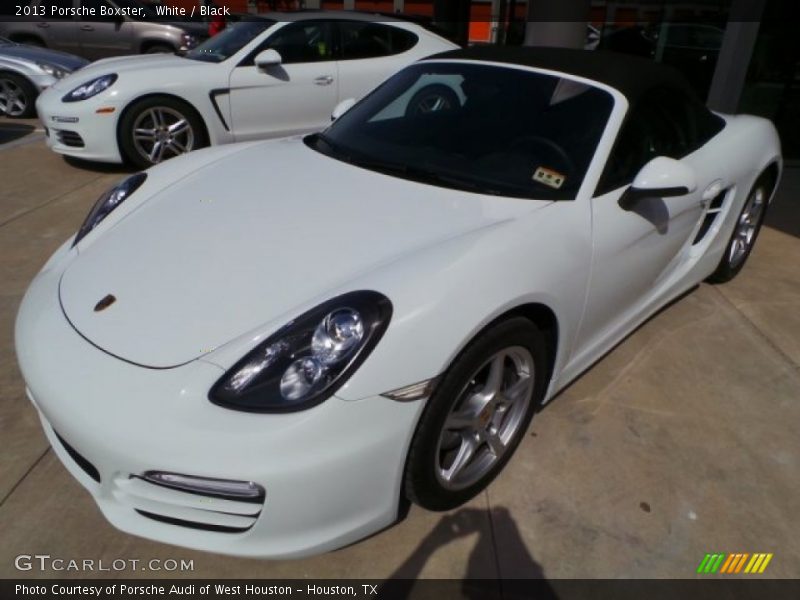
309,62,614,200
185,20,275,63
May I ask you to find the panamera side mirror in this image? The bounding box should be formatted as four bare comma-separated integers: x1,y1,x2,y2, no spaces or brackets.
629,156,698,199
331,98,356,121
255,49,282,70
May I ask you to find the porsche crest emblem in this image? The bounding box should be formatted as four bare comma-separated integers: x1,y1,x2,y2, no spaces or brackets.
94,294,116,312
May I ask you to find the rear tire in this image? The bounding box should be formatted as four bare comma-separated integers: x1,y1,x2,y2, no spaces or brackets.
0,73,37,118
119,96,207,168
404,318,548,511
707,175,771,283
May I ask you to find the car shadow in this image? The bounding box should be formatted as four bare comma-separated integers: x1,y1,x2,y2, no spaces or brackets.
379,506,559,599
0,121,35,144
64,155,136,174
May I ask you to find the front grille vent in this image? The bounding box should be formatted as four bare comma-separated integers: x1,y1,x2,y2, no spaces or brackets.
54,431,101,483
114,475,265,534
54,129,85,148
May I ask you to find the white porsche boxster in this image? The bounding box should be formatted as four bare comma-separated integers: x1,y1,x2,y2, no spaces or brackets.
33,12,457,168
16,47,781,558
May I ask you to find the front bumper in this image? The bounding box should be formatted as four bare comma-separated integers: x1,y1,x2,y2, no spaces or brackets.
36,89,123,163
15,263,423,558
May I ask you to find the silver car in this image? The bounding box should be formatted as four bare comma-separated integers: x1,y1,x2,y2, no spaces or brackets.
0,0,203,61
0,36,87,117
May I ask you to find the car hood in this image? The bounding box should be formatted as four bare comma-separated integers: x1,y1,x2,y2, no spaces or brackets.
59,138,547,368
48,53,206,94
0,43,88,72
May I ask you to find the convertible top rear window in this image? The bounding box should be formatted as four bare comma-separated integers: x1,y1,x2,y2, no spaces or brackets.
310,62,614,200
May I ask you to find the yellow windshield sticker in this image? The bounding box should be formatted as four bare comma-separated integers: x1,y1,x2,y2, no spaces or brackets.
533,166,565,189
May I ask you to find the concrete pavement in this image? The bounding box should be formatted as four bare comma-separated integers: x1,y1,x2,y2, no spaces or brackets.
1,121,798,580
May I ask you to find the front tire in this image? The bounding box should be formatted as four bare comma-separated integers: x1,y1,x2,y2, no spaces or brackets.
119,96,207,168
707,176,771,283
404,318,548,511
0,73,37,118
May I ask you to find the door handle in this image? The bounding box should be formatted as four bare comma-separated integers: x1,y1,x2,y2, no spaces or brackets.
80,25,95,31
36,22,50,28
314,75,334,86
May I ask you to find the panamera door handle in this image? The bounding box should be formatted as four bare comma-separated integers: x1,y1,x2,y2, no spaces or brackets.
314,75,334,86
37,22,50,28
80,25,95,31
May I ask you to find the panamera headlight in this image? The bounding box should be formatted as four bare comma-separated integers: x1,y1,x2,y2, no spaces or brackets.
72,173,147,247
210,291,393,412
62,73,117,102
37,62,68,79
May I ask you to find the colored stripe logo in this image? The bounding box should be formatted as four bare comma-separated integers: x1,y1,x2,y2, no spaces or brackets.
697,553,773,574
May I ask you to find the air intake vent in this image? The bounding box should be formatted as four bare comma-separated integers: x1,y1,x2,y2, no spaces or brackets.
693,189,728,245
114,474,265,534
54,129,85,148
54,431,101,483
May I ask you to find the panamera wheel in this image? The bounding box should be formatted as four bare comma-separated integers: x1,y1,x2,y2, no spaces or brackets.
0,73,36,118
405,317,548,511
120,96,206,168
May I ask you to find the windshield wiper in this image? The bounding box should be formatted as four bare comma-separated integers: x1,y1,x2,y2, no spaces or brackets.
349,157,506,196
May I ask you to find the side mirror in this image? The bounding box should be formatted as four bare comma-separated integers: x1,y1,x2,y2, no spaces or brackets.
254,49,282,70
629,156,697,199
331,98,356,121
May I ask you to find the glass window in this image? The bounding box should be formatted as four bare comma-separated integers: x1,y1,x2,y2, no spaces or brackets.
308,63,614,201
598,87,724,194
337,21,418,60
260,21,334,65
185,20,274,64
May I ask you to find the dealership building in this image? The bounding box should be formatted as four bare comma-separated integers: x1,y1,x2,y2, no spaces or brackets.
162,0,797,162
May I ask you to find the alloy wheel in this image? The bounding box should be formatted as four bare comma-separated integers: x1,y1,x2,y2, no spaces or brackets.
729,187,765,268
132,106,195,165
0,78,27,117
435,346,535,490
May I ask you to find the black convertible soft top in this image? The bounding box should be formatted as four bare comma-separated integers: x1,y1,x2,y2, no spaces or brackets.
425,46,697,105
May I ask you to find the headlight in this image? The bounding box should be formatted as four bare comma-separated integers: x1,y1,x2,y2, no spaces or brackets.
62,74,117,102
209,291,393,412
72,173,146,247
37,62,68,79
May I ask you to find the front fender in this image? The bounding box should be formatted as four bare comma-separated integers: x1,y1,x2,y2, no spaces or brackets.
335,199,591,401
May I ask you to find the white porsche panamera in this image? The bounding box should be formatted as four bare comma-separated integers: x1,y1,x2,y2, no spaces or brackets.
16,47,781,558
33,11,457,168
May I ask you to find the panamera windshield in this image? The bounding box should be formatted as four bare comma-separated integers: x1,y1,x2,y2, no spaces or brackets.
309,62,614,200
185,20,275,63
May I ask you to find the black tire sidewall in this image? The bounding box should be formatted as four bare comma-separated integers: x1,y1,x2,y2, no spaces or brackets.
404,317,548,511
0,73,37,118
118,96,206,169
